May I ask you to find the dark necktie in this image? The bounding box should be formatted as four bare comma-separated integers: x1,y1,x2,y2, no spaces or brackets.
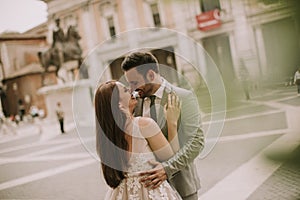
149,95,157,122
134,97,144,117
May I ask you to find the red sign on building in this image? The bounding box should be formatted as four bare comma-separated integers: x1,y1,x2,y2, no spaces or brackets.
196,9,221,31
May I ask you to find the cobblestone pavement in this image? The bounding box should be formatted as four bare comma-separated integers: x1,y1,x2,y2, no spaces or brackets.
246,86,300,200
248,145,300,200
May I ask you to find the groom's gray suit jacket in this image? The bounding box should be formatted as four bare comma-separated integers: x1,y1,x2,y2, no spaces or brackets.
135,79,205,197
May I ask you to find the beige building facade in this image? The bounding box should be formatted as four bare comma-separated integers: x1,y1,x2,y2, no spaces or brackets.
1,0,299,117
42,0,299,88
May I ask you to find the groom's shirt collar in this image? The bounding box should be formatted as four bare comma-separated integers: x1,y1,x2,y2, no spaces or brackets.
153,78,166,99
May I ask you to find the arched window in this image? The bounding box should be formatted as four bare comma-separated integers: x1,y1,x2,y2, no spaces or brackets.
150,3,161,27
107,16,116,38
99,0,119,39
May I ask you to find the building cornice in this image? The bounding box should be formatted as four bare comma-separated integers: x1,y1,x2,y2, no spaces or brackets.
0,34,46,41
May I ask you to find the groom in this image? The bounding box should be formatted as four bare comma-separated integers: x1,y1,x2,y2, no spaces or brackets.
121,51,205,200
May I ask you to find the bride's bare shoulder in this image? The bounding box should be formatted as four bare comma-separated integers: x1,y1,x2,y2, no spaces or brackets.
137,117,154,126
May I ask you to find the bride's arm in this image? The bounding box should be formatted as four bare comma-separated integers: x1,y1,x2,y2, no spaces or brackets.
138,93,181,161
138,117,174,162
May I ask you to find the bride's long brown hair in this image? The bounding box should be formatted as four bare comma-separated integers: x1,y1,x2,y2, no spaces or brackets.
94,81,129,188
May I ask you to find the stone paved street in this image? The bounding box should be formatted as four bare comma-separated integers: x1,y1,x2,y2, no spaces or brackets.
0,85,299,199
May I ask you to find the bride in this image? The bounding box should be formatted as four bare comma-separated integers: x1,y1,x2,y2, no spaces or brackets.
94,80,182,199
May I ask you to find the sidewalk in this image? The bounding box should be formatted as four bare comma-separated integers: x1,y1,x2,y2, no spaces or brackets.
199,86,300,200
248,145,300,200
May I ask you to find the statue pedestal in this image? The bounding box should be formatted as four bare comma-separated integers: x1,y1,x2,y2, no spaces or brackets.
38,79,94,128
72,79,95,129
56,60,79,84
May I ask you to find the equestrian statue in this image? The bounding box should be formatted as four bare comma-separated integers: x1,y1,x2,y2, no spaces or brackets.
38,18,83,85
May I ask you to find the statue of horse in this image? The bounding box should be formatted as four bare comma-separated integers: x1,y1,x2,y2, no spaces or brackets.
38,25,83,85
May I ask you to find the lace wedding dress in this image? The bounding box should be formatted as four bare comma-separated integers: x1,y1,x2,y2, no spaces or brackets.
104,117,182,200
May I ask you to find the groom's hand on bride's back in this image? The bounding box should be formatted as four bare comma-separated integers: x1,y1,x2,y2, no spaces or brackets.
139,160,167,189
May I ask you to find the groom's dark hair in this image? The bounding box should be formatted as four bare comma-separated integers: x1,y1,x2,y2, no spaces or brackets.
121,51,159,78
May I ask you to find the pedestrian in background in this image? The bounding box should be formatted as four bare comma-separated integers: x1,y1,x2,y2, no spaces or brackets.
55,102,65,134
293,68,300,96
18,99,25,121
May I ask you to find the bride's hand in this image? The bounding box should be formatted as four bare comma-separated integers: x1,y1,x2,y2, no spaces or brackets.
164,93,181,124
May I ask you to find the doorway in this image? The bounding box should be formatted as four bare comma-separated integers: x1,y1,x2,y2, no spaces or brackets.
202,34,235,87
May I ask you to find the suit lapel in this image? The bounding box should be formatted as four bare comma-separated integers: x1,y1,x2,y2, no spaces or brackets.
158,88,170,139
159,88,168,118
158,81,181,140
